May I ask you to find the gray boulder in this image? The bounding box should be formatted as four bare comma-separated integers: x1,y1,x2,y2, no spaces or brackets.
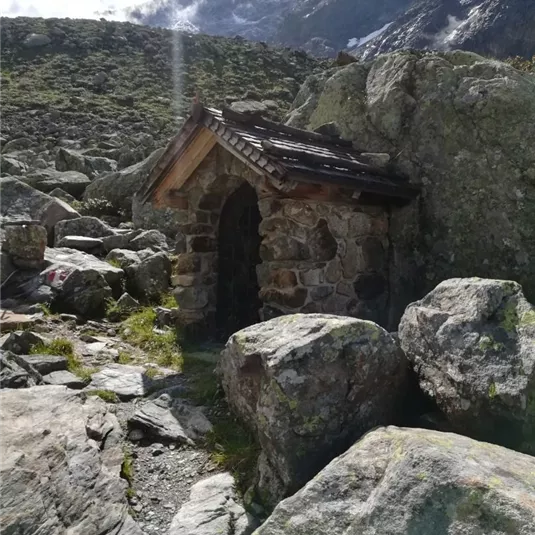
2,223,47,269
54,216,115,245
49,187,77,204
55,147,117,179
169,473,258,535
22,169,91,198
59,268,112,317
125,251,171,301
84,147,164,213
399,277,535,455
0,331,48,355
38,198,81,242
286,51,535,322
220,313,408,505
87,363,182,400
0,156,28,175
0,251,15,284
0,351,34,388
116,292,140,312
102,230,141,252
129,229,168,252
129,393,212,444
43,247,124,293
57,236,103,252
0,386,142,534
0,178,41,219
256,426,535,535
106,248,141,268
18,354,68,375
42,370,86,389
23,33,51,47
2,137,33,152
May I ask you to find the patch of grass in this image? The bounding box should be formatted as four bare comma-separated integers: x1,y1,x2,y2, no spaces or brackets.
120,307,183,370
30,338,97,381
31,337,74,358
117,351,133,364
121,448,134,486
159,292,177,309
143,366,159,379
183,358,221,405
35,303,53,316
86,389,119,403
205,418,260,492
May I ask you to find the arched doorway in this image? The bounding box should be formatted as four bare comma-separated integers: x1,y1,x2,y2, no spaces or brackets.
216,182,262,339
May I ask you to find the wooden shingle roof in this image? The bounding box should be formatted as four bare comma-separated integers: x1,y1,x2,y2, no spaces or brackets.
138,104,420,203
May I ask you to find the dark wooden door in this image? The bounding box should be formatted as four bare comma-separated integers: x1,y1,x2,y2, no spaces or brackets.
216,182,262,339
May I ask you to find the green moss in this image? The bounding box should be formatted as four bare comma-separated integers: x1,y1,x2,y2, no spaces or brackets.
478,336,504,351
500,301,519,332
86,389,119,403
121,449,134,486
159,293,177,309
488,382,498,399
107,258,122,269
520,310,535,327
417,472,428,481
456,488,486,521
121,307,183,370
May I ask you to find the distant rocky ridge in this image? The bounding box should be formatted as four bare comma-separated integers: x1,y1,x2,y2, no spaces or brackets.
126,0,535,60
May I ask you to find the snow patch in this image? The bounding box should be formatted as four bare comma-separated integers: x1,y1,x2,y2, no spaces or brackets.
347,22,393,49
433,5,483,48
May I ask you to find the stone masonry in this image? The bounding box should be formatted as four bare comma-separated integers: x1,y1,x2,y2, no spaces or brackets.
169,145,390,334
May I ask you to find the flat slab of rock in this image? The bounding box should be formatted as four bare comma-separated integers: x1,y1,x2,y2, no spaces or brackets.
256,426,535,535
129,393,212,444
169,473,257,535
0,351,34,388
0,310,38,332
43,247,123,290
42,370,86,389
57,235,103,251
18,354,67,375
0,386,143,534
87,363,182,400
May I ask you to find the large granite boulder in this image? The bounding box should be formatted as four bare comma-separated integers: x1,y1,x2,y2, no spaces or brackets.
287,51,535,324
125,251,171,301
219,314,408,506
399,277,535,455
55,147,117,179
38,197,81,243
0,177,78,223
255,426,535,535
84,147,164,214
0,386,142,534
169,473,258,535
54,216,115,245
59,268,113,317
21,169,91,198
43,247,124,294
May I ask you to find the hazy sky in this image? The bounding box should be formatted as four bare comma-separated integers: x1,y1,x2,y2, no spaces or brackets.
0,0,134,20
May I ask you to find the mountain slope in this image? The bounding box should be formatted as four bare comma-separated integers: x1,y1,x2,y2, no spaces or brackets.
127,0,535,60
1,16,327,156
361,0,535,60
